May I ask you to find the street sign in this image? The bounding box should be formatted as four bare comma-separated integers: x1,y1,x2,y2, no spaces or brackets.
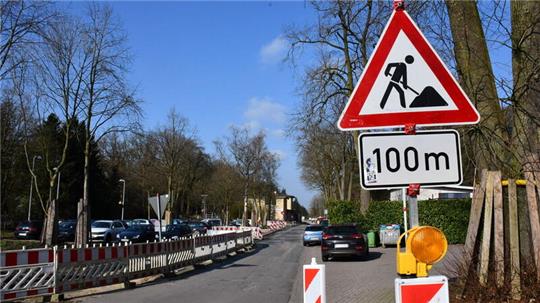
395,275,449,303
148,194,169,217
359,130,462,189
338,8,480,130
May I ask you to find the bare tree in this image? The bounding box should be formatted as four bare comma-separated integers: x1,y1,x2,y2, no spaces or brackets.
217,127,279,226
76,4,141,245
0,1,55,80
285,1,430,211
21,13,88,245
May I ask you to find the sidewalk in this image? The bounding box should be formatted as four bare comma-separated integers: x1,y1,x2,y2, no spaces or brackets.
289,244,463,303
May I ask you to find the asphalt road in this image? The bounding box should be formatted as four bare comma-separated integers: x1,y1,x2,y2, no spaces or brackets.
77,226,306,303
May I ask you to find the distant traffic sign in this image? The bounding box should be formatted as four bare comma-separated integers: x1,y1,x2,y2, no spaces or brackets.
338,8,480,130
359,130,462,189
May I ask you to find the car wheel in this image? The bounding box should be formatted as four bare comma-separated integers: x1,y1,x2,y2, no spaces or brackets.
303,241,307,246
322,255,329,262
105,234,111,243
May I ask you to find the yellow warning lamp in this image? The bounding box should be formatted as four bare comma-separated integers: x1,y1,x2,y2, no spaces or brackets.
396,226,448,277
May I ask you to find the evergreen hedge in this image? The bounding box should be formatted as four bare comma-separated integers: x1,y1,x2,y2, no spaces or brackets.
327,199,471,244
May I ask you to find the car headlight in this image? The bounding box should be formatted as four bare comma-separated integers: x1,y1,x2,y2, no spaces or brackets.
133,235,140,239
116,234,121,238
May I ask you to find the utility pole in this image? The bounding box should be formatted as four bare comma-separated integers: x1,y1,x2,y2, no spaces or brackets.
28,155,41,221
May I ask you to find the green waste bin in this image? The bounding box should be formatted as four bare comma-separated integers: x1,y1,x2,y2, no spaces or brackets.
367,231,377,248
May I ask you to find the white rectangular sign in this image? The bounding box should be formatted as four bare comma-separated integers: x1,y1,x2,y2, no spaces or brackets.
359,130,462,189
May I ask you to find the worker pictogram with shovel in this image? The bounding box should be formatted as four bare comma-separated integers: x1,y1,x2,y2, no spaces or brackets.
380,55,448,109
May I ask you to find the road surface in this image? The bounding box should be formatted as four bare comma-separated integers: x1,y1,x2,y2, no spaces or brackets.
71,225,460,303
76,226,305,303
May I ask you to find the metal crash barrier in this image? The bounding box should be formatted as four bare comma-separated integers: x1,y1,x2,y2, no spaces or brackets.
0,230,253,302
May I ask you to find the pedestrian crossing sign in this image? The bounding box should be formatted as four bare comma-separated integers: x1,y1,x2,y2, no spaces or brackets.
338,7,480,130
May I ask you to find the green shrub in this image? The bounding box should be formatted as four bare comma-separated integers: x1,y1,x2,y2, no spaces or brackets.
325,199,471,244
326,200,365,227
418,199,471,244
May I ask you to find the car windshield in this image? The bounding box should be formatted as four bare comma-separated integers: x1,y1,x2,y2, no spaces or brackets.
325,226,357,235
59,222,75,229
166,225,180,231
305,225,323,232
128,224,151,231
92,221,111,228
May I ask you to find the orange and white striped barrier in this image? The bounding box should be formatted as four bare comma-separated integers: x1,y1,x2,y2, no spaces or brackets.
303,257,326,303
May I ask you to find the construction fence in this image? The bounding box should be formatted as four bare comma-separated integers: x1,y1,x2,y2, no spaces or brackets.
0,230,253,302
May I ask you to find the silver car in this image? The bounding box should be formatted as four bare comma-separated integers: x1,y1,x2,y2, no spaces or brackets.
91,220,125,243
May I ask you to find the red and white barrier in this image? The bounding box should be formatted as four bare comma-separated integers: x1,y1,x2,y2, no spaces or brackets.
56,244,128,293
303,257,326,303
1,230,253,302
0,248,55,301
394,275,449,303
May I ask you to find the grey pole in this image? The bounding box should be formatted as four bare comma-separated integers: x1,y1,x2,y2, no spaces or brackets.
119,179,126,220
157,194,162,241
27,155,41,221
407,195,419,228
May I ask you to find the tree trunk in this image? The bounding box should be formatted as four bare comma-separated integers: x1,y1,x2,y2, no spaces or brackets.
242,185,248,226
76,139,91,245
446,1,507,172
511,1,540,168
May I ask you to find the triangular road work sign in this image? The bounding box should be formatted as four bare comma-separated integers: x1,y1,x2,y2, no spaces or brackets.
338,8,480,130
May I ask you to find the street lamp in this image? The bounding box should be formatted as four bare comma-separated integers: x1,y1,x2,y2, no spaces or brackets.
119,179,125,220
28,155,42,221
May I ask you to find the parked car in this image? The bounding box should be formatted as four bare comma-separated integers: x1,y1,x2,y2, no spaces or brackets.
91,220,125,243
57,220,76,243
229,219,242,227
303,224,324,246
116,223,156,243
172,218,186,225
201,218,222,227
14,220,42,240
187,221,208,235
321,224,369,261
162,224,192,240
132,218,151,225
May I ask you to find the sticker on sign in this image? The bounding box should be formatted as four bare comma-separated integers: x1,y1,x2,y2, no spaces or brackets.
359,130,462,189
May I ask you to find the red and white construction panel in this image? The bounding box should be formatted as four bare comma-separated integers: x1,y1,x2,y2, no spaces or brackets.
1,248,55,301
395,275,449,303
303,257,326,303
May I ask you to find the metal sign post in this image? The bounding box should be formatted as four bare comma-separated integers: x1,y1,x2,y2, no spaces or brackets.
157,194,162,241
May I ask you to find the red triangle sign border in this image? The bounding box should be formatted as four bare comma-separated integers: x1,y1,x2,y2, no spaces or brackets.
338,9,480,130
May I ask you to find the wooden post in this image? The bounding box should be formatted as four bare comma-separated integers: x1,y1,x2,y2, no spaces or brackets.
463,169,487,271
508,180,521,300
479,171,494,286
493,171,504,288
524,171,540,281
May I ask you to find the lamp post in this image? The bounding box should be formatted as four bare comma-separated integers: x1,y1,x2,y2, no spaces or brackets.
28,155,42,221
119,179,125,220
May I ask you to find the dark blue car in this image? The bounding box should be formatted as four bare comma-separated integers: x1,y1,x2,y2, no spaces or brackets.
116,223,155,243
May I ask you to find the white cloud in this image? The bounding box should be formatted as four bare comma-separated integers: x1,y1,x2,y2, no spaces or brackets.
260,36,287,64
244,97,287,125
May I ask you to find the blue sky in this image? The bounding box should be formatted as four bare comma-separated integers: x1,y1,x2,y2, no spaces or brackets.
101,1,319,207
